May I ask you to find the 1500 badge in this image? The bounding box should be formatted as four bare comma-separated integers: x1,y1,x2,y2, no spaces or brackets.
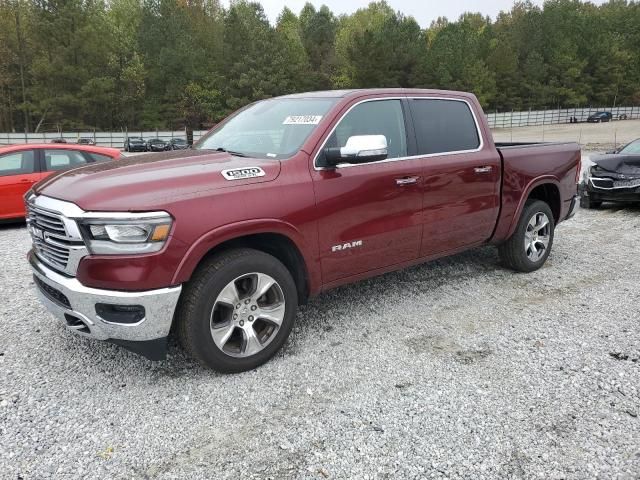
222,167,266,181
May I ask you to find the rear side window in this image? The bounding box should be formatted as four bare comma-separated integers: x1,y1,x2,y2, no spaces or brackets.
410,99,480,155
322,99,408,161
44,149,88,171
0,150,35,177
88,152,113,163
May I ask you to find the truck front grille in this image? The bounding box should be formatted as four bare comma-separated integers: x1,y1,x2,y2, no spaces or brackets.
32,236,71,271
26,200,87,276
26,206,67,235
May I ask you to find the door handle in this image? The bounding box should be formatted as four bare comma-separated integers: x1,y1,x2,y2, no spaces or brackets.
474,166,493,174
20,179,35,184
395,176,420,186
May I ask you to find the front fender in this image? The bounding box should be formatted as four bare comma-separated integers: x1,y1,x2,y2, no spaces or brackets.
171,219,321,294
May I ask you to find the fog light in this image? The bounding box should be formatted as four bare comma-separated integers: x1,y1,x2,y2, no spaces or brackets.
95,303,146,324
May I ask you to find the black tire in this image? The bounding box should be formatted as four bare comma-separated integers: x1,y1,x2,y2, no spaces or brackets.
499,199,555,273
580,195,601,209
176,248,298,373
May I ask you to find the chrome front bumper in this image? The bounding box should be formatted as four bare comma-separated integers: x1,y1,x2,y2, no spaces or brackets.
29,250,182,343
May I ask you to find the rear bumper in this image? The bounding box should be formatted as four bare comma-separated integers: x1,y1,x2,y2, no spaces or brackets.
29,250,182,358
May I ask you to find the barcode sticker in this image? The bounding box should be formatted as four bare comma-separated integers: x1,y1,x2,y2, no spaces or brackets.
283,115,323,125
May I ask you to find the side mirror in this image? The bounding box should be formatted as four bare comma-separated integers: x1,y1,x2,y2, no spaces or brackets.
324,135,388,167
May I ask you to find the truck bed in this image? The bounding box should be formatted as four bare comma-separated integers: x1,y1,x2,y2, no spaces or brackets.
491,141,581,243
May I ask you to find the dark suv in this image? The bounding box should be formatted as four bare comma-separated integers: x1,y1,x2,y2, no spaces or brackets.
587,112,612,123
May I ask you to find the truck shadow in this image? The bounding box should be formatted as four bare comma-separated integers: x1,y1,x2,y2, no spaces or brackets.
285,245,504,356
61,245,504,378
584,202,640,213
0,219,26,231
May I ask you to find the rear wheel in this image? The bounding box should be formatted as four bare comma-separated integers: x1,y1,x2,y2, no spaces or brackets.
499,200,555,272
177,248,298,373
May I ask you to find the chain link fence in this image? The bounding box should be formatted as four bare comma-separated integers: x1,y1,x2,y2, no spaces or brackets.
0,130,208,148
1,106,639,146
487,106,639,129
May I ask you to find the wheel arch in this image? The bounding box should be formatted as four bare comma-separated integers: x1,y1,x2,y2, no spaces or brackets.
505,177,561,239
172,220,318,304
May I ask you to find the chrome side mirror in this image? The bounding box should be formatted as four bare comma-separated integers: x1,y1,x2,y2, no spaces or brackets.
324,135,388,166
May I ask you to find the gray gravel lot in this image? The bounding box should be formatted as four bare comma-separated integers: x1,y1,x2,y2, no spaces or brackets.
1,203,639,479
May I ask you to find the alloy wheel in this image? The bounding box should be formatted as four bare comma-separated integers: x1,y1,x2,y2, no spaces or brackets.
524,212,551,262
209,273,286,358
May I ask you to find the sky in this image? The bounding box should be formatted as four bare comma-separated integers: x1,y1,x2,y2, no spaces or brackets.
224,0,608,27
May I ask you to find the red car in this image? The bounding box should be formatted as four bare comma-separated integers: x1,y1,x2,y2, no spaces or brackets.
27,89,580,372
0,143,120,220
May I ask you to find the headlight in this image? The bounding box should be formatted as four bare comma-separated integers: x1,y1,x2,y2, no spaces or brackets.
79,213,172,255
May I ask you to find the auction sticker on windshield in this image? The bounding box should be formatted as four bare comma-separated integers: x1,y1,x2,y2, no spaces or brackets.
283,115,323,125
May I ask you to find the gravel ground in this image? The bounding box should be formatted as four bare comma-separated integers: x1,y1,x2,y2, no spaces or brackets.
1,203,639,479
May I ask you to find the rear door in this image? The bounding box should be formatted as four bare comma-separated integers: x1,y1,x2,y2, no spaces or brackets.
311,98,424,284
406,97,501,256
0,149,40,219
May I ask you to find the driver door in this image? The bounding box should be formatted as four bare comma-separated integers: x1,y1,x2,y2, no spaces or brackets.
310,98,424,284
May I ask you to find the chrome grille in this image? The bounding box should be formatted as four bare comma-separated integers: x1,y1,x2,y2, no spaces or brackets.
32,236,71,270
26,201,87,275
27,207,67,234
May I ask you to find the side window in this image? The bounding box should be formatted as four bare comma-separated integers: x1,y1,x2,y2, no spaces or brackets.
321,99,407,163
43,149,88,171
88,152,114,163
410,99,480,155
0,150,35,177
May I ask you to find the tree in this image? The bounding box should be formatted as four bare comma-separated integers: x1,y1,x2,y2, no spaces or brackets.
1,0,640,131
414,13,496,107
299,3,337,89
334,1,421,88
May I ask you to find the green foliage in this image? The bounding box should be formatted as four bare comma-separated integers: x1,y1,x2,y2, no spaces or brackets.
334,2,421,88
0,0,639,132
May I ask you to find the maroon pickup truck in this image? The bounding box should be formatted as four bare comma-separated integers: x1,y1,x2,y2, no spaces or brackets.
26,89,580,372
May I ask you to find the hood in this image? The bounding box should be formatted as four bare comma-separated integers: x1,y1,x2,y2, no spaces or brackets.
590,154,640,176
34,149,281,211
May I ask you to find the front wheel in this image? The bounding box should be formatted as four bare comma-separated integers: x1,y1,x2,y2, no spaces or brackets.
176,248,298,373
499,200,555,272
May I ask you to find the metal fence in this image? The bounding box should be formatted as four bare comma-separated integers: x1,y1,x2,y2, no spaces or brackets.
0,130,208,148
1,105,639,146
487,106,639,128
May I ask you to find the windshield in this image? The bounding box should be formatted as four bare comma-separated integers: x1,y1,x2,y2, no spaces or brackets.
194,97,338,159
619,139,640,154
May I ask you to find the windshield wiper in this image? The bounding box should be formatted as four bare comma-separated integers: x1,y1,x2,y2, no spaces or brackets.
213,147,248,157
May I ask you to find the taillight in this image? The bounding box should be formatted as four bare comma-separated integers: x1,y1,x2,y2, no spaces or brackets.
575,155,582,183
